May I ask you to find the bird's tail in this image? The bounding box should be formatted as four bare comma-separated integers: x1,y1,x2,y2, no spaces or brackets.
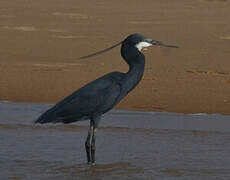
34,108,56,124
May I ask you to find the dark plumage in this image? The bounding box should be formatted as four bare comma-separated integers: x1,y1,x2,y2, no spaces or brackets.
35,33,178,164
36,72,124,125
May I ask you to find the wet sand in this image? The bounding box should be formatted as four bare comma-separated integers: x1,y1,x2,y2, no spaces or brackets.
0,0,230,114
1,101,230,179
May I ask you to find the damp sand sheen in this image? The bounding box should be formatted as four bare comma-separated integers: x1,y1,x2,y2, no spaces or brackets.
1,101,230,179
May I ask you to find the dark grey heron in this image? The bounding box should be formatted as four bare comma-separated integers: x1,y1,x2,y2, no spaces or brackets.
35,33,178,165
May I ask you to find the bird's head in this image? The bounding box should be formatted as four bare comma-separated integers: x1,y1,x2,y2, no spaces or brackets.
120,33,178,62
122,33,178,52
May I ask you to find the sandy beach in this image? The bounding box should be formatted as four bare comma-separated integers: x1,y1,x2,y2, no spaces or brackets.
0,0,230,114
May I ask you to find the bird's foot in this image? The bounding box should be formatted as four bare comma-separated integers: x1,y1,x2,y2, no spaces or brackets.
87,162,96,166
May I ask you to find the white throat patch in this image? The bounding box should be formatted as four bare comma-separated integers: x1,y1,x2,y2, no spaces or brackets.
135,41,152,51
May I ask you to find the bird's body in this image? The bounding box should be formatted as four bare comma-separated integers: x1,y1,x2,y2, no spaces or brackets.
36,58,145,125
35,34,178,164
36,72,125,124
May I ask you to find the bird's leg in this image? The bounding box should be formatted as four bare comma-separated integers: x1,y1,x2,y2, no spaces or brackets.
85,117,100,164
85,123,94,164
91,127,97,164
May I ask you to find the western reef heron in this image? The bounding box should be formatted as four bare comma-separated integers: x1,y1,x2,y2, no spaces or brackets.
35,33,178,165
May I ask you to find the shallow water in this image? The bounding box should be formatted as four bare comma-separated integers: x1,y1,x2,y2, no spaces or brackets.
1,101,230,179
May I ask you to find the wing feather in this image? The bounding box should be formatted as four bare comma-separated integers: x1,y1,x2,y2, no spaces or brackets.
35,72,123,123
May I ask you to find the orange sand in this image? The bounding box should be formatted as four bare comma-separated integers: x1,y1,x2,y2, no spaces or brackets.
0,0,230,114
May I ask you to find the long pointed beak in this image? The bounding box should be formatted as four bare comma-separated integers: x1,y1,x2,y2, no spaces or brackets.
146,39,179,48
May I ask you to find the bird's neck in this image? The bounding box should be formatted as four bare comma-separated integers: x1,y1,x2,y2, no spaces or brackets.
122,54,145,94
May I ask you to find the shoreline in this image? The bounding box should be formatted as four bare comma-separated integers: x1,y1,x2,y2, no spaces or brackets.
1,99,230,116
1,100,230,133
